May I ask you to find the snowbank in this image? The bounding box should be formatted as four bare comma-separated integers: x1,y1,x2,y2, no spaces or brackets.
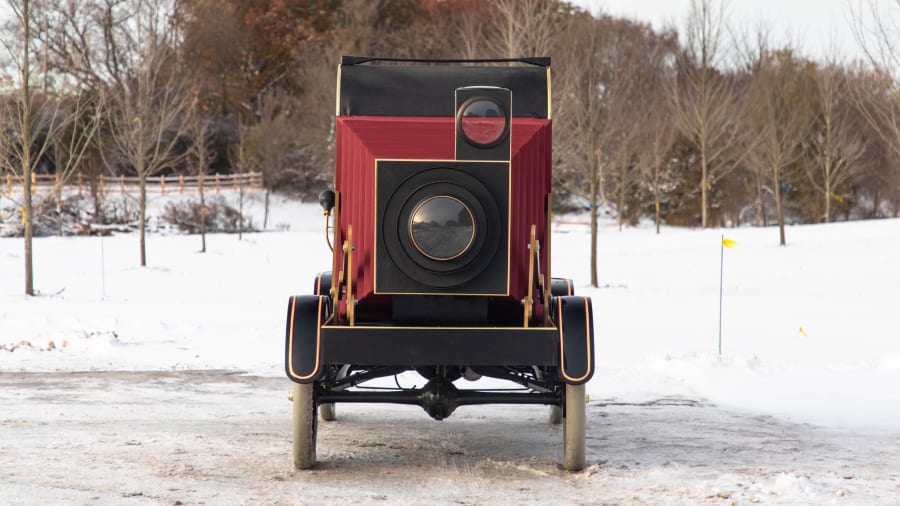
2,191,899,430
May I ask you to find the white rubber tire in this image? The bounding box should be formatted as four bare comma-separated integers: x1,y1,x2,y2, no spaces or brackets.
564,383,586,471
549,405,563,425
319,402,336,421
292,383,317,469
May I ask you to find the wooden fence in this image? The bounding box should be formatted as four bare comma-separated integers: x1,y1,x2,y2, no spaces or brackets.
4,172,263,197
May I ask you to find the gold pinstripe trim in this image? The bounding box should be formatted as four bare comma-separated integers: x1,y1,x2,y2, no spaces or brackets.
546,67,552,120
375,158,510,164
335,65,342,117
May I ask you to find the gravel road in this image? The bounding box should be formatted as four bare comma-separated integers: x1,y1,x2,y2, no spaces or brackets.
2,371,897,505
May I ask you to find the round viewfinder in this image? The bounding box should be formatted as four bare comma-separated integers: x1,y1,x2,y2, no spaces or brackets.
409,196,475,261
460,98,507,146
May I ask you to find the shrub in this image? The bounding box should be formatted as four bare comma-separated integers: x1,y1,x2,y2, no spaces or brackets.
0,194,95,237
160,196,256,234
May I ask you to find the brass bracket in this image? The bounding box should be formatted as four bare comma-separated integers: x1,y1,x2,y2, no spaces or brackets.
324,210,334,252
343,225,356,326
524,225,543,327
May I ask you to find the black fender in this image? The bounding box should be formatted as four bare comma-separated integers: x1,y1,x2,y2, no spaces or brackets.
551,296,595,385
550,277,575,297
313,271,332,297
285,295,329,384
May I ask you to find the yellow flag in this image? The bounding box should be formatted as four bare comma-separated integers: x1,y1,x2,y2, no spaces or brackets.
721,238,737,249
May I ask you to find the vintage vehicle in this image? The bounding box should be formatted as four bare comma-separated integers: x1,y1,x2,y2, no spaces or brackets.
285,56,595,471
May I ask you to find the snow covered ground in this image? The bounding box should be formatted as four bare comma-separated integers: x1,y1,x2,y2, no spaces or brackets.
2,190,899,503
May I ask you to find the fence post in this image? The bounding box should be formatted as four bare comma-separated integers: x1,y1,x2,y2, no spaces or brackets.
215,173,220,193
77,172,83,195
179,174,184,194
233,173,239,191
160,175,166,195
5,173,11,195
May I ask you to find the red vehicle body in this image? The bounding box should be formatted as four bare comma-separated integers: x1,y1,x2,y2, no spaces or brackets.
284,56,594,472
332,114,552,322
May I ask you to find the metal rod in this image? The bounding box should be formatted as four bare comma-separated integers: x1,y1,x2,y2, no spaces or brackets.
324,211,333,252
100,235,106,300
718,234,724,357
318,389,559,406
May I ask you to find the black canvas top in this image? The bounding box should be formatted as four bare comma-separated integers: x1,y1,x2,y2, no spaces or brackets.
338,57,550,118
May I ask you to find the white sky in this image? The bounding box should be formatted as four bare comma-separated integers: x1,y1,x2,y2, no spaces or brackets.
568,0,871,62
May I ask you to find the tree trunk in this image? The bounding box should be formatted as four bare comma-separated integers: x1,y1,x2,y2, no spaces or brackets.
589,179,599,288
264,186,270,230
139,177,147,266
617,180,626,232
24,164,34,296
199,171,206,253
655,197,661,235
57,185,63,237
755,182,764,227
22,0,34,296
871,189,880,219
700,141,708,228
596,152,608,206
824,176,832,223
90,174,102,222
773,165,786,246
238,181,244,240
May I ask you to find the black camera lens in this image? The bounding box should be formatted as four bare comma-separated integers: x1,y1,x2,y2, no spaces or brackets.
459,98,507,147
409,196,475,261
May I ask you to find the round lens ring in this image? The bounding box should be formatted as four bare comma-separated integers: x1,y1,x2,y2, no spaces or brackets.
409,196,475,261
459,98,507,147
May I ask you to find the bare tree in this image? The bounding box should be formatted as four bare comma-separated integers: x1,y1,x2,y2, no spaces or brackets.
851,0,900,72
0,0,69,295
245,92,298,229
637,97,679,234
449,1,491,59
746,48,816,245
556,15,672,284
848,64,900,217
556,15,617,287
849,2,900,216
292,53,338,190
612,27,677,232
488,0,563,58
806,63,868,222
186,103,215,252
103,42,192,266
669,0,744,228
228,121,252,241
48,91,103,235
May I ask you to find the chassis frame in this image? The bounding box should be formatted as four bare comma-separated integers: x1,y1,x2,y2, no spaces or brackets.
285,274,594,471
